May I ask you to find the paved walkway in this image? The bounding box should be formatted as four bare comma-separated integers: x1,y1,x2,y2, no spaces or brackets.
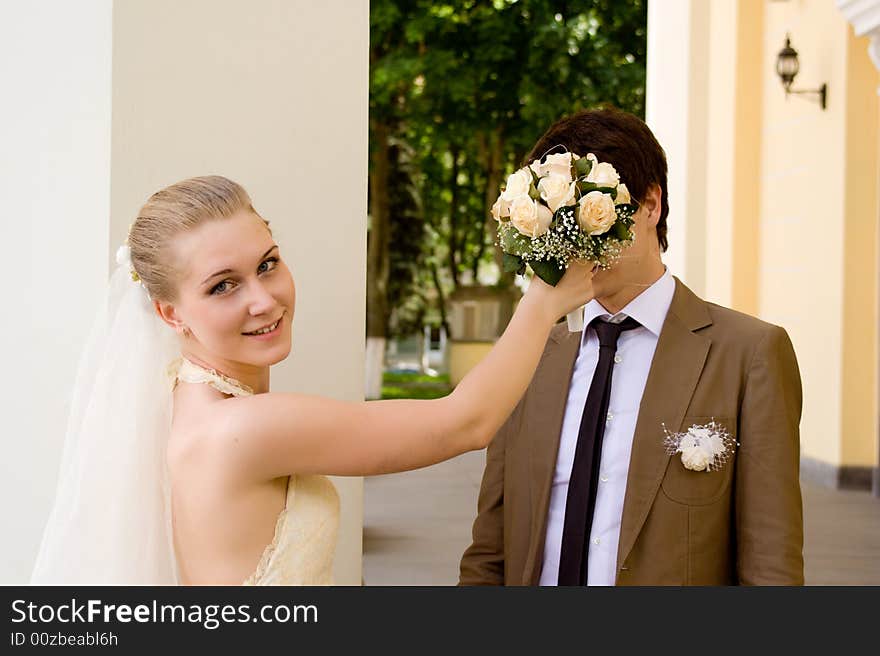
363,450,880,585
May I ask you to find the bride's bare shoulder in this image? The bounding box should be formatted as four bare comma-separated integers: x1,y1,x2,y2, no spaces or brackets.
168,388,324,481
167,384,249,472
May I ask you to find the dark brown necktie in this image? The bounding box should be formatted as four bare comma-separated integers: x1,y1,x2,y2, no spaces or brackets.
557,316,640,586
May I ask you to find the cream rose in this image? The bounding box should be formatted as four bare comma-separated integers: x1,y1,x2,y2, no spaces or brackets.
704,433,726,460
615,183,631,206
509,195,553,238
577,191,617,236
530,152,573,180
501,168,533,201
537,174,577,212
688,427,725,466
585,154,620,188
680,442,713,471
491,195,510,221
688,427,712,442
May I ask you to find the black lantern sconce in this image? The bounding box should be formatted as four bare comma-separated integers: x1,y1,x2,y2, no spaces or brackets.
776,34,827,110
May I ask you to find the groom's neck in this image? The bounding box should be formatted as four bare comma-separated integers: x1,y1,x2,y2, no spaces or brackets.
595,258,666,315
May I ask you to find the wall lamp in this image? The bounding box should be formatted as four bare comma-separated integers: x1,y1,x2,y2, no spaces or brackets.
776,34,827,110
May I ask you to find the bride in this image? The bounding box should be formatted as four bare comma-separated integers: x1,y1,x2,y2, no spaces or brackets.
30,175,595,585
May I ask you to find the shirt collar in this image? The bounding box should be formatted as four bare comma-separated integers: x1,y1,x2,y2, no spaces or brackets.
581,267,675,343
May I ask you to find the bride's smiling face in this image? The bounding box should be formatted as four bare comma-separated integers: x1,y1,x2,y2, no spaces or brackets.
160,210,296,368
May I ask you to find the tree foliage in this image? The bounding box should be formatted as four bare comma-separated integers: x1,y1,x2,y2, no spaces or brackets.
370,0,647,339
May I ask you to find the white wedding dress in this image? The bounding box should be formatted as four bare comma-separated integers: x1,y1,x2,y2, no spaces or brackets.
240,474,340,585
171,358,340,586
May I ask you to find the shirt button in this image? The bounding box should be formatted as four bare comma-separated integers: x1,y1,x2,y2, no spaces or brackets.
606,412,613,423
600,475,609,483
592,537,601,546
614,355,622,364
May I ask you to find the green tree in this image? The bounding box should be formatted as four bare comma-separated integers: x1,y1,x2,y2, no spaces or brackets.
368,0,647,394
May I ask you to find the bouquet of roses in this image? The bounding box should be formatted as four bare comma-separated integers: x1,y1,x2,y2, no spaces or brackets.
492,150,637,330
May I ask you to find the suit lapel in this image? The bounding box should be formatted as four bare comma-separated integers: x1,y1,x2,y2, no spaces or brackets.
522,327,581,585
615,279,712,571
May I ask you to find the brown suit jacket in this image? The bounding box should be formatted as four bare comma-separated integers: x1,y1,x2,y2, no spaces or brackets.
459,278,804,585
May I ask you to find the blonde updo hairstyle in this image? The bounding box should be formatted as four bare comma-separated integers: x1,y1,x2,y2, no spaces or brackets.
128,176,270,302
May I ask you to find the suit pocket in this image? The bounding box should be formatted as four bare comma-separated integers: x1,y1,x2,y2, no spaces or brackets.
660,415,737,506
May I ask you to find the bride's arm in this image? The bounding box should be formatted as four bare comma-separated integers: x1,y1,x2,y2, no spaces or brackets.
216,263,594,479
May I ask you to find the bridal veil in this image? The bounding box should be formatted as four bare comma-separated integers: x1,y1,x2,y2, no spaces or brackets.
30,257,181,584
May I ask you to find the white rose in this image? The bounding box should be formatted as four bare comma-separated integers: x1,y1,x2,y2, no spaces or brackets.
705,433,726,459
537,174,577,212
687,427,712,442
509,195,553,238
585,153,620,188
577,191,617,236
530,152,574,180
615,183,631,205
680,443,713,471
491,195,510,221
688,426,725,457
501,168,533,201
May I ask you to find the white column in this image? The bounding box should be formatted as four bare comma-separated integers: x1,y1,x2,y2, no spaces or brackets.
646,0,711,295
0,0,113,583
2,0,367,584
838,0,880,76
110,0,368,585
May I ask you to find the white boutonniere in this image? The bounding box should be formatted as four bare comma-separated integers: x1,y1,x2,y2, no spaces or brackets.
662,419,738,472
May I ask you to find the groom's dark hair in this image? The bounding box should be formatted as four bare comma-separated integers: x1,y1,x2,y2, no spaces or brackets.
526,106,669,252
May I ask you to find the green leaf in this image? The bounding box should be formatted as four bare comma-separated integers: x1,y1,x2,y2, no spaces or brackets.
369,0,647,333
574,156,591,176
500,226,533,256
528,181,541,200
530,258,566,286
613,220,632,241
502,252,524,273
578,181,617,195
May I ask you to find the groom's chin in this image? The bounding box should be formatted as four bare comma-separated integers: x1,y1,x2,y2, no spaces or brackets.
591,271,617,299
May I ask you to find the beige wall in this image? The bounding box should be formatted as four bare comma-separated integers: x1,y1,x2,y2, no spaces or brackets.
655,0,879,475
731,0,765,317
704,0,765,313
646,0,710,292
759,0,846,466
704,0,738,308
759,0,878,469
841,25,880,466
111,0,368,584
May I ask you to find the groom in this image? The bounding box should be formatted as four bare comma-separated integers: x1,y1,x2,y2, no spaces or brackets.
459,108,804,585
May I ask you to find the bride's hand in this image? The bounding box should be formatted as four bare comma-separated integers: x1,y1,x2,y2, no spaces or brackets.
522,260,596,324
